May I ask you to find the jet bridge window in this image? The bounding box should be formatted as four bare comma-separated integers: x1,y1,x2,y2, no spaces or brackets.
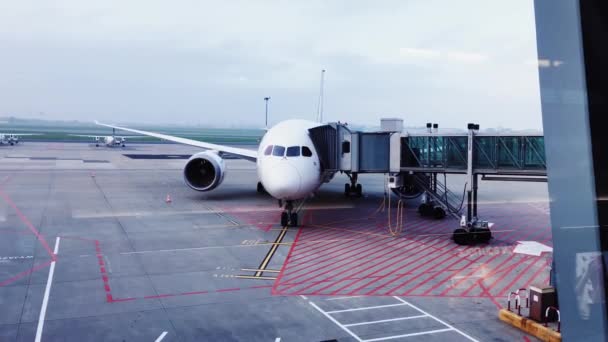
264,145,273,155
302,146,313,157
286,146,300,157
272,145,286,156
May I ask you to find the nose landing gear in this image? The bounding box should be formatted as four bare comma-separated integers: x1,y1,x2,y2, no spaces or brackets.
344,173,362,197
279,200,298,227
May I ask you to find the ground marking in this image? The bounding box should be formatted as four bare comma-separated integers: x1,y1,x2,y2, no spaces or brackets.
393,297,480,342
309,301,362,342
274,338,281,342
326,295,364,301
363,328,454,342
35,237,60,342
325,303,408,314
154,331,168,342
343,315,427,327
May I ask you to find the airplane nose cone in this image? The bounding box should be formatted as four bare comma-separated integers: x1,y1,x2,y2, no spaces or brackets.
264,162,301,200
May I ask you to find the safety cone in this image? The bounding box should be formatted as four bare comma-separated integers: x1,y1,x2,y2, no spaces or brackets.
165,194,172,203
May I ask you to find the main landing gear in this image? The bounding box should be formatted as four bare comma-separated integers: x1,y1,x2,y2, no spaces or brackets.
344,173,362,197
279,200,298,227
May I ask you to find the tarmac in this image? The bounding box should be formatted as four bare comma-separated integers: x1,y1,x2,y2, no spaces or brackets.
0,142,552,341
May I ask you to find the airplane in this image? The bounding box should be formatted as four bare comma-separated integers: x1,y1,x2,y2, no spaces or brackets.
95,119,422,227
72,130,139,147
0,133,39,145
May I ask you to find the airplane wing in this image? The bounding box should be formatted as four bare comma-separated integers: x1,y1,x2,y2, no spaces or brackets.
95,121,258,162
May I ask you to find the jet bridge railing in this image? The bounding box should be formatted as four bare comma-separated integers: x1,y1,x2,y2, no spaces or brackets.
401,133,546,176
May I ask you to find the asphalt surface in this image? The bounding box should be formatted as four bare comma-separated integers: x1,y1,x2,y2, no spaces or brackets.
0,142,551,341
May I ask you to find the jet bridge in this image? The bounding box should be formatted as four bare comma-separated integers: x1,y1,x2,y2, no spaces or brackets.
309,119,547,245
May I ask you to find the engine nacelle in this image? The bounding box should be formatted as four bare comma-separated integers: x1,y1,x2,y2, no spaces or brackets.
183,151,226,191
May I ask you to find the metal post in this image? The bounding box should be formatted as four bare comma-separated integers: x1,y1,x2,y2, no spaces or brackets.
264,97,270,129
466,124,475,223
473,174,478,218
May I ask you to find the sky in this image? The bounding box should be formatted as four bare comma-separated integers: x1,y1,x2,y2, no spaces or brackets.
0,0,543,129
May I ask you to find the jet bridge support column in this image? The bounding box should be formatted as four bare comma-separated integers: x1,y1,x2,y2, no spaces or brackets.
453,123,491,245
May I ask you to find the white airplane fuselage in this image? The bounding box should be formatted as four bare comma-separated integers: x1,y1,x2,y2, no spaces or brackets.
99,136,124,147
256,119,323,201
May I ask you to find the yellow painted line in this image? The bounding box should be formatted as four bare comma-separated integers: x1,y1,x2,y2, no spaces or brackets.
241,268,281,273
235,275,277,280
255,225,288,277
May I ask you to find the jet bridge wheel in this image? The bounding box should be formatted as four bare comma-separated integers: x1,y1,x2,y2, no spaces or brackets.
453,228,471,245
281,212,289,227
344,183,363,197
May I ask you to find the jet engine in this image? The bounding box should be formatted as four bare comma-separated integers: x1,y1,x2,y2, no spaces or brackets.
183,151,226,191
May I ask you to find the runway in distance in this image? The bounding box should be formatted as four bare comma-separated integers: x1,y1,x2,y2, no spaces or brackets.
96,119,384,226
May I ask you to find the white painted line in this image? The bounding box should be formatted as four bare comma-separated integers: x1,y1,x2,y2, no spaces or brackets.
154,331,168,342
309,301,362,342
344,315,428,327
274,338,281,342
299,295,308,300
393,297,480,342
326,295,364,301
326,303,408,314
362,328,453,341
35,237,60,342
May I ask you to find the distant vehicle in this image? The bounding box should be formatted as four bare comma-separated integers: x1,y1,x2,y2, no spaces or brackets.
71,133,139,147
0,133,39,145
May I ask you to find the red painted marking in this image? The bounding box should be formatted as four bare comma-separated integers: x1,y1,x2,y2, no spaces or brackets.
495,258,545,297
478,281,502,309
308,237,433,294
272,228,302,294
523,336,532,342
281,233,407,284
0,260,53,287
144,294,176,299
288,237,416,293
368,241,463,295
181,291,209,295
438,253,503,296
111,297,136,302
216,288,240,292
344,237,452,295
0,188,55,259
249,285,273,289
404,252,485,296
459,254,523,297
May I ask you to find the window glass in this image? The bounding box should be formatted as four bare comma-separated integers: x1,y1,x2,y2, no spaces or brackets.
302,146,312,157
272,145,285,156
264,145,273,155
286,146,300,157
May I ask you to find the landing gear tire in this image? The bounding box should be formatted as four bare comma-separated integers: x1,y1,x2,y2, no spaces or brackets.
355,184,362,197
433,207,446,219
95,144,99,147
418,203,433,216
453,228,470,245
289,212,298,227
281,212,289,227
344,183,350,196
474,228,492,244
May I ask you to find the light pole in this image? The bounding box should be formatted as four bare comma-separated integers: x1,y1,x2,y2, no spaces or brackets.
264,97,271,128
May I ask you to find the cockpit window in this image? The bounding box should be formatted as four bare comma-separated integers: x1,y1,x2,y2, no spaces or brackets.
286,146,300,157
272,145,286,156
264,145,273,155
302,146,313,157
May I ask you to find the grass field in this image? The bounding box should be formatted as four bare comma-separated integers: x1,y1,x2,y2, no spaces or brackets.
0,120,264,144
